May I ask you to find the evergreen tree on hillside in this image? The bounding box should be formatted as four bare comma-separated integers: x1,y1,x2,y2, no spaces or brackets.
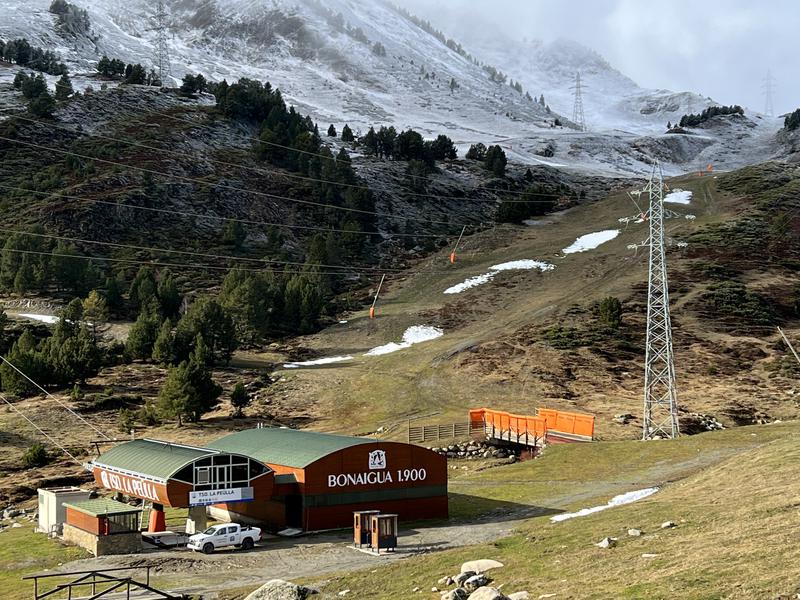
341,124,354,142
327,124,337,137
221,219,246,249
54,73,73,100
230,381,250,417
126,307,160,360
157,269,182,320
484,145,507,177
465,143,487,161
152,319,174,365
183,335,222,421
157,361,192,426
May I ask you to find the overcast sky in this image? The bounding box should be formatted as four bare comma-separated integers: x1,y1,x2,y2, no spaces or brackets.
399,0,798,115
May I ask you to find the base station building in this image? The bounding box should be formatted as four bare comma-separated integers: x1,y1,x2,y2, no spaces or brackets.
91,428,448,532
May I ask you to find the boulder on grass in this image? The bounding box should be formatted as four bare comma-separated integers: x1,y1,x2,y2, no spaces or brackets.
245,580,317,600
466,587,508,600
507,593,530,600
454,572,475,586
440,589,468,600
464,574,490,592
461,559,504,574
596,537,617,549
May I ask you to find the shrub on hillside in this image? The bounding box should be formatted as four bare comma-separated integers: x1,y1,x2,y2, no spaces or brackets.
23,442,51,469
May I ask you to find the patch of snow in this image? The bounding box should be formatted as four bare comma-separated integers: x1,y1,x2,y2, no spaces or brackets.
550,487,659,523
444,260,554,295
338,320,348,324
283,356,353,369
562,230,620,254
664,190,692,205
18,313,59,324
365,325,443,356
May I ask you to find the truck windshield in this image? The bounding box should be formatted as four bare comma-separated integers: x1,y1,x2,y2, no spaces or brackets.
202,526,220,535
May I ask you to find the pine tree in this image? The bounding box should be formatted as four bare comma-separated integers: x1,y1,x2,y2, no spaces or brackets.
341,124,354,142
82,290,108,340
599,297,623,330
157,269,181,319
104,274,125,315
221,219,246,249
128,266,157,314
157,361,192,426
184,335,222,422
126,308,159,360
327,124,337,137
230,381,250,417
54,73,73,100
152,319,174,364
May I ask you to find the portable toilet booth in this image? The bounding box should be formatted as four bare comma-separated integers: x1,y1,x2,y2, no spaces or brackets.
370,514,398,554
353,510,380,548
37,487,93,537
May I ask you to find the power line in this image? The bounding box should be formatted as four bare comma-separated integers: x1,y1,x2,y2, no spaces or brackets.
0,135,465,227
0,355,111,441
108,96,585,201
0,246,360,275
0,225,417,274
13,113,577,205
0,392,85,467
0,183,447,239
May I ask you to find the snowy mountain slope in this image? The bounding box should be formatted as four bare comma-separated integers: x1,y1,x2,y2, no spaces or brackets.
462,33,714,134
0,0,789,176
0,0,563,142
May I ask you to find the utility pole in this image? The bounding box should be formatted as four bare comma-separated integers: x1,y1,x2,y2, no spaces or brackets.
642,161,680,440
571,72,586,132
777,327,800,367
763,69,777,117
154,1,172,83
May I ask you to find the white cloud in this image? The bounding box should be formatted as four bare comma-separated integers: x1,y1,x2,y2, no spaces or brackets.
398,0,799,114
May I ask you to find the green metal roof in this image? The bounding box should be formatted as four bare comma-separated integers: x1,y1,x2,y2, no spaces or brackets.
208,428,375,469
63,498,141,517
93,439,218,480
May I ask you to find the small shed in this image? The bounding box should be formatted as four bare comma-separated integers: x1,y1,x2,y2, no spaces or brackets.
62,498,142,556
37,487,93,536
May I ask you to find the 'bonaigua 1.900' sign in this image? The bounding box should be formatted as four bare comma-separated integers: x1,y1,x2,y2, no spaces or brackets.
327,450,427,488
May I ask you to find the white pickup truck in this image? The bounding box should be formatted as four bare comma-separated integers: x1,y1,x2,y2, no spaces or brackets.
187,523,262,554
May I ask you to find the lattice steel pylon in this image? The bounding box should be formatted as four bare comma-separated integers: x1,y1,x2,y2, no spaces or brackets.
154,1,172,82
571,72,586,132
763,69,777,117
641,161,680,440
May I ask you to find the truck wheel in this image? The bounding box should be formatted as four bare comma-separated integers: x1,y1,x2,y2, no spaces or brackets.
202,542,214,555
241,537,254,550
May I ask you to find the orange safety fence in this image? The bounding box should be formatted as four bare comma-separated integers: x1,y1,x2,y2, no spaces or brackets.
537,408,595,439
469,408,547,438
470,408,595,440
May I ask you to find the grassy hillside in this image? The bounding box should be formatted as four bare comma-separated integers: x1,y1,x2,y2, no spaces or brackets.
314,421,800,599
267,164,799,440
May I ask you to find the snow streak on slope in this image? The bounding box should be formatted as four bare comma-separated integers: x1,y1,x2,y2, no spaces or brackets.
664,190,692,205
562,230,620,254
550,487,659,522
283,356,354,369
444,260,554,295
365,325,443,356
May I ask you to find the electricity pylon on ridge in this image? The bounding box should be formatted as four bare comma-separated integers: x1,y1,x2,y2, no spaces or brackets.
763,69,777,117
571,72,586,132
154,1,172,83
641,161,680,440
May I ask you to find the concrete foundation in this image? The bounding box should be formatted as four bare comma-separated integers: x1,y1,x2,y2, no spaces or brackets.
185,506,208,534
62,524,142,556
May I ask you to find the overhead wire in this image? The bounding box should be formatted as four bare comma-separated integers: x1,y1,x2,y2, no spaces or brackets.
0,135,466,227
13,113,570,205
106,94,590,201
0,392,85,466
0,183,447,239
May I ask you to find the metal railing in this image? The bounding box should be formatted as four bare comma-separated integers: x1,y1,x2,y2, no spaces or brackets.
23,566,184,600
408,422,483,443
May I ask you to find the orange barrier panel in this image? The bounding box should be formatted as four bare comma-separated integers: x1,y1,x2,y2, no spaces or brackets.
538,408,595,439
469,408,547,439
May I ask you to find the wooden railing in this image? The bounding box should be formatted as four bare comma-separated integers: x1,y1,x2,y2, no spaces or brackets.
408,422,483,443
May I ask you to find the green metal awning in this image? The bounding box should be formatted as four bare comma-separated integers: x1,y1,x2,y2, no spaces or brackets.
208,428,376,469
92,439,219,480
63,498,141,517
